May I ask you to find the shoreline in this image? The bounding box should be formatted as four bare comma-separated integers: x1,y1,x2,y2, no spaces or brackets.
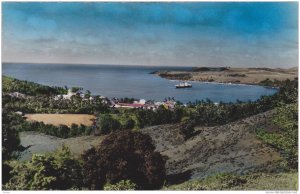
168,79,279,89
154,67,297,88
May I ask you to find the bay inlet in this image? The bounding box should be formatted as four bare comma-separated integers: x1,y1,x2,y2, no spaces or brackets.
2,63,278,103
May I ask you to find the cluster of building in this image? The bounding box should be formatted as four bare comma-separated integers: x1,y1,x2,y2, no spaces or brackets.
54,89,95,101
110,98,176,110
8,92,26,99
53,89,176,110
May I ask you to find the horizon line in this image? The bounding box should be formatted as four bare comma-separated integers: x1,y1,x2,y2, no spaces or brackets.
2,61,298,69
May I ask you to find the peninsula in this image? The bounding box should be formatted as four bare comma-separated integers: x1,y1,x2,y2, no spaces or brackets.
154,67,298,86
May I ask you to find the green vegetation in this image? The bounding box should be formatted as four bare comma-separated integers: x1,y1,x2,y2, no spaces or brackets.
81,130,166,190
186,78,297,127
104,180,137,190
4,146,83,190
165,172,298,190
2,111,92,139
256,103,298,169
16,120,92,138
2,76,298,190
193,67,229,72
2,109,22,161
70,87,83,93
97,114,122,134
3,76,67,96
134,105,184,128
3,94,109,114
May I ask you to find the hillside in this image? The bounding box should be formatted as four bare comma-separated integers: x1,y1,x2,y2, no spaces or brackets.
142,109,283,183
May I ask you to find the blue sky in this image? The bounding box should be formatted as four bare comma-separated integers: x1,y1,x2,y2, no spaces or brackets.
2,2,298,67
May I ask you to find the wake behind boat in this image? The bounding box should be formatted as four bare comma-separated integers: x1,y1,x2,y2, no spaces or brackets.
175,82,192,88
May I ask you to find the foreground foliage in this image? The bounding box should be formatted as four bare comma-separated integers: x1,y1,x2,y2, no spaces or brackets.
4,146,83,190
82,130,166,190
256,103,298,169
2,109,21,161
165,172,298,190
2,76,298,190
104,180,137,190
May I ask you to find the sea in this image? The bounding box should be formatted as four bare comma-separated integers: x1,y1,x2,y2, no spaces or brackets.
2,63,278,103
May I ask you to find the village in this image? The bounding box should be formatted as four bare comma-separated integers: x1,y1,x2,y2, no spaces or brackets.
8,88,177,111
54,88,177,110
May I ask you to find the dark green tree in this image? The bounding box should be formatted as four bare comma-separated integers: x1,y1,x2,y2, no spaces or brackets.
82,130,166,190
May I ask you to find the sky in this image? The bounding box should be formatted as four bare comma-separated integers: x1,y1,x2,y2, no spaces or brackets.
2,2,298,67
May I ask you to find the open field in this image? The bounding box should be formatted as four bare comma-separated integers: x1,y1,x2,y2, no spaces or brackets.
21,109,283,179
155,67,298,85
19,131,106,160
24,114,95,127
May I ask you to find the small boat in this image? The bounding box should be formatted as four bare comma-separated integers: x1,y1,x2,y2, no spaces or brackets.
175,82,192,88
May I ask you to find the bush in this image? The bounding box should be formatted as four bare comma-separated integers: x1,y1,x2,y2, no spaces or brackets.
98,115,121,134
123,118,135,130
82,130,166,190
2,163,12,185
4,146,83,190
256,103,298,169
104,180,137,190
179,120,196,140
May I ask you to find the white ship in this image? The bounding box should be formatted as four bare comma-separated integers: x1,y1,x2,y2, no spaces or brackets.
175,82,192,88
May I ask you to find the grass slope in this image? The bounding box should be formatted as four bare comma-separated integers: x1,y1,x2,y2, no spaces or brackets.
165,172,298,190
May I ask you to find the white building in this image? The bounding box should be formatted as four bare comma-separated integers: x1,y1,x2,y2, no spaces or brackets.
8,92,26,98
62,89,76,100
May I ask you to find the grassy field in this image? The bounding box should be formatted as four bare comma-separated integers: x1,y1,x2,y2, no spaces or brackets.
25,114,95,127
19,131,106,160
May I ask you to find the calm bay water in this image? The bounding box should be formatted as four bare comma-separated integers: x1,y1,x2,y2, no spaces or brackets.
2,63,277,103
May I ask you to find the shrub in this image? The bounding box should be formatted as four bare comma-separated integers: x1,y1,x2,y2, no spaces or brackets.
2,163,12,185
179,120,196,140
104,180,137,190
4,146,83,190
82,130,166,190
256,103,298,169
123,118,135,130
99,115,121,134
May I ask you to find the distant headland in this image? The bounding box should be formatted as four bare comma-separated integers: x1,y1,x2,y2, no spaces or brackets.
154,66,298,86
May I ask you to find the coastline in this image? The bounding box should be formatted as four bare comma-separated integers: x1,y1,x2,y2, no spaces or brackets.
154,67,297,88
168,79,279,89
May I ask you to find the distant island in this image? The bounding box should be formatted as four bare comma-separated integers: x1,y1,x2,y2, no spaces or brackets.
154,67,298,86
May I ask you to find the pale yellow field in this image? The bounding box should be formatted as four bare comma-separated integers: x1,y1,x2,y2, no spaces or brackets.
25,114,95,127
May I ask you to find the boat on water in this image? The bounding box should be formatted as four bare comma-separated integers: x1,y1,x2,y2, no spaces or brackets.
175,82,192,88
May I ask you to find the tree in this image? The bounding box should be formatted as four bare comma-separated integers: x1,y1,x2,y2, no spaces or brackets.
57,125,70,138
179,120,196,140
123,118,135,130
2,163,12,185
82,130,166,190
98,115,121,134
2,109,21,161
4,146,83,190
70,124,79,136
